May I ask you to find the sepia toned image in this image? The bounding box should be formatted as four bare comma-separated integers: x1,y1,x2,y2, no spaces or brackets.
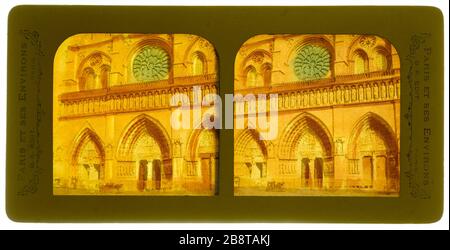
234,34,400,196
53,33,219,195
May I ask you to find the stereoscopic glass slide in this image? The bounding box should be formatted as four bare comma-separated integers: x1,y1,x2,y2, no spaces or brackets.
6,6,443,223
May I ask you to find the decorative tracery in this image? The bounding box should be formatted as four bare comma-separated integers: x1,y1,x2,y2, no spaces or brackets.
132,46,169,82
293,45,331,81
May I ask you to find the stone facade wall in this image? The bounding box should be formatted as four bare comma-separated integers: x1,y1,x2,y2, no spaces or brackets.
53,34,219,195
234,35,400,195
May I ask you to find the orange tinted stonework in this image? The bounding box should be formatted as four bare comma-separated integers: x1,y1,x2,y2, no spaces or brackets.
53,34,219,196
234,34,400,196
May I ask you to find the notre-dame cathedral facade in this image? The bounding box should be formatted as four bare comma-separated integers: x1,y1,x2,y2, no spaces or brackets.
53,34,219,195
234,35,400,196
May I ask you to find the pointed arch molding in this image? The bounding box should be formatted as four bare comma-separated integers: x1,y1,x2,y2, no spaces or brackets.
76,51,112,91
348,112,398,157
117,114,172,161
76,50,112,78
71,127,105,166
234,129,269,160
192,51,207,72
186,117,219,161
183,36,216,62
278,112,333,160
240,49,273,78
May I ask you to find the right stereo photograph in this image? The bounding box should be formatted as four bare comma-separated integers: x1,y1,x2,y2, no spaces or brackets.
234,34,400,196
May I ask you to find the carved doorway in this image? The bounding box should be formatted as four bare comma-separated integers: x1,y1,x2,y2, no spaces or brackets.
314,158,324,188
200,155,212,191
348,113,399,193
72,129,105,191
152,159,162,190
362,156,374,188
137,160,148,191
301,158,311,188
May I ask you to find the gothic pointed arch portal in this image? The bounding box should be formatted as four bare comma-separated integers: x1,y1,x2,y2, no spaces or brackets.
71,128,105,191
186,123,219,193
117,114,172,191
348,112,399,192
234,129,269,187
278,113,334,189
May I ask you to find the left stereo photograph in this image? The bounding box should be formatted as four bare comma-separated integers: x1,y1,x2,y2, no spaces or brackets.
53,33,219,196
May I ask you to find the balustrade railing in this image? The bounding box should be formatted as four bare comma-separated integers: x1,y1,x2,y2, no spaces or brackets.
58,74,218,119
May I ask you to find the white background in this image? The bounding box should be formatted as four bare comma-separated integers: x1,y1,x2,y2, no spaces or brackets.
0,0,448,230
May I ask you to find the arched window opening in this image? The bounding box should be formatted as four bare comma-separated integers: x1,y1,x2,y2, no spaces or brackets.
374,50,389,72
80,68,96,91
192,53,206,76
246,67,258,87
100,65,111,88
353,51,369,74
262,64,272,86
